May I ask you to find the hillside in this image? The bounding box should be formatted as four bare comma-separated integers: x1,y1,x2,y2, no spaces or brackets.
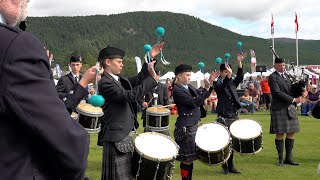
25,11,320,76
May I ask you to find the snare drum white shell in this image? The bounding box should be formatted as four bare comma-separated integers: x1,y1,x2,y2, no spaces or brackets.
230,119,262,139
196,123,230,152
135,132,178,162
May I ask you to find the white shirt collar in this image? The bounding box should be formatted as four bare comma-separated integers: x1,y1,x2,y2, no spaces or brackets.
181,84,189,90
0,13,7,25
109,73,119,81
71,72,79,79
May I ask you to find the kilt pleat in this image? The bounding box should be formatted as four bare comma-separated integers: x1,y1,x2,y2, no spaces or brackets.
270,107,300,134
175,125,198,162
101,141,132,180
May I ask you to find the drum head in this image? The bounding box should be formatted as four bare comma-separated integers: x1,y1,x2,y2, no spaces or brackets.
147,107,170,116
135,132,178,162
230,119,262,139
77,103,104,117
196,123,230,152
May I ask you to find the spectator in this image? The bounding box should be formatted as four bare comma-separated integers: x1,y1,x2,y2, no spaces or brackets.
204,90,218,113
240,89,255,114
260,76,271,110
301,84,320,116
248,82,259,110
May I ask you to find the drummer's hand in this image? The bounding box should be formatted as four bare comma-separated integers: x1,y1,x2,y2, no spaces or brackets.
208,71,219,85
79,66,98,88
204,78,210,89
150,42,164,59
148,61,159,81
142,102,148,109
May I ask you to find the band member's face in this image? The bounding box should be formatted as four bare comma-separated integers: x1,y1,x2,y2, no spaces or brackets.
220,70,228,79
106,58,123,75
274,63,285,73
70,62,82,74
178,72,191,85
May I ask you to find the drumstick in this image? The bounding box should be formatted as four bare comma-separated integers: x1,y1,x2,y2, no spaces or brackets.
160,104,176,108
147,97,154,106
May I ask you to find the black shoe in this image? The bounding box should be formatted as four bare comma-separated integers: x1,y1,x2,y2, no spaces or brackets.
84,176,91,180
229,166,241,174
222,164,229,175
284,159,299,166
277,160,284,166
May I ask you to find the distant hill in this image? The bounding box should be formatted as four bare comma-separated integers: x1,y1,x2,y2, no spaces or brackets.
26,11,320,76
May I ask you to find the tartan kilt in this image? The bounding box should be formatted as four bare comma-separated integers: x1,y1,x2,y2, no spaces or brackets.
270,107,300,134
174,125,198,162
101,141,132,180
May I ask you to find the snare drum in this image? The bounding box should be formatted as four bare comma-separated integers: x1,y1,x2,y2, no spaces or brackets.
196,123,231,165
229,119,263,154
132,132,179,180
76,103,104,133
146,107,170,135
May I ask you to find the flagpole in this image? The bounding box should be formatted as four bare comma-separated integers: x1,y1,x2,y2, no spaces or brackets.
296,31,298,77
271,13,275,65
295,12,299,77
272,33,275,65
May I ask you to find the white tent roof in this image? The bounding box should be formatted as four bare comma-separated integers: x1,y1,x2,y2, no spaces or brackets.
159,71,175,80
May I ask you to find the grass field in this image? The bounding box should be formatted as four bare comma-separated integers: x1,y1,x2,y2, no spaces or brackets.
85,111,320,180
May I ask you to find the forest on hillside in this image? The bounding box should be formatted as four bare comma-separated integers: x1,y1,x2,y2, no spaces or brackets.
25,11,320,76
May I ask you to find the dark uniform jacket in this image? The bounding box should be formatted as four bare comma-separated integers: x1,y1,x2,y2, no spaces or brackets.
98,64,157,142
0,23,89,180
213,67,243,115
56,72,83,100
173,84,211,127
144,82,169,107
269,72,294,110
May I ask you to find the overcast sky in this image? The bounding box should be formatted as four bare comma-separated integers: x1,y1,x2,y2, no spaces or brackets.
27,0,320,40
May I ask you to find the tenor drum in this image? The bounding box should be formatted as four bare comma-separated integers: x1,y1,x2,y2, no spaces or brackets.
76,103,103,133
229,119,263,154
146,107,170,135
132,132,179,180
195,123,231,165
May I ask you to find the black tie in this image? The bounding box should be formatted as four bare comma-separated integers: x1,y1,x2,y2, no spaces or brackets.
281,74,285,79
75,76,78,83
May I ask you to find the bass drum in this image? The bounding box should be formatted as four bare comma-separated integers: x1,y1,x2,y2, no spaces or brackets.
196,123,231,165
229,119,263,154
132,132,179,180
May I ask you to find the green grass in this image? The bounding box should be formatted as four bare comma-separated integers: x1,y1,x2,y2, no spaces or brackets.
86,111,320,180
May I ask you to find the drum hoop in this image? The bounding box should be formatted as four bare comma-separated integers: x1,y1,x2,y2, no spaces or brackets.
146,111,170,116
196,141,230,153
198,152,231,166
231,132,262,140
76,106,104,117
233,147,263,155
134,132,179,162
146,107,170,115
229,119,262,139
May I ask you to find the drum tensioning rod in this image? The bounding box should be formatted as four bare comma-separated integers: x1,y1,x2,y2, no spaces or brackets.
153,159,161,180
135,153,143,180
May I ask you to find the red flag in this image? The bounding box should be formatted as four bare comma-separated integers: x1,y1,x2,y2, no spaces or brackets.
271,13,274,35
295,12,299,32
